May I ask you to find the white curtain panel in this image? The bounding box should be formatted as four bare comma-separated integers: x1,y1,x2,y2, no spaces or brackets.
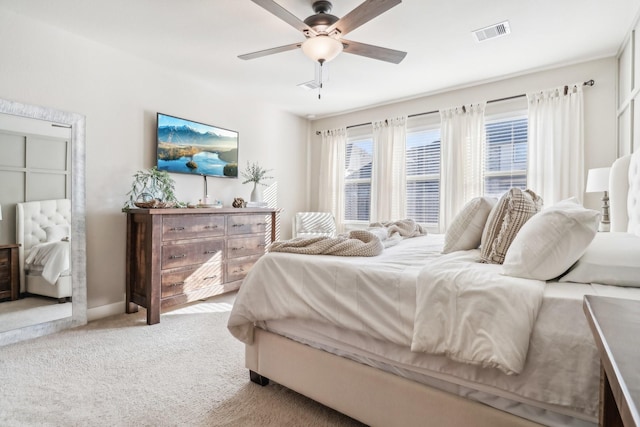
439,103,486,232
372,117,407,222
527,85,584,205
318,128,347,232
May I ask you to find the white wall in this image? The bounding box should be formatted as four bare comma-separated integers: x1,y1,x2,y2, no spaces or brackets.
0,10,308,314
310,57,618,213
616,15,640,155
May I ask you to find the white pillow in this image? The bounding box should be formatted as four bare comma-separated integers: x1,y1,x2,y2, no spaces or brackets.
502,198,599,281
44,224,70,242
560,232,640,287
442,197,496,254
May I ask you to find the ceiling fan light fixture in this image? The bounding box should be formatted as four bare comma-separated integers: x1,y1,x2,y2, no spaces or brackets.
301,35,343,63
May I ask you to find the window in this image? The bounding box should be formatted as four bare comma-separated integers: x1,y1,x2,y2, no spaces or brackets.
406,128,441,225
344,137,373,221
484,116,527,198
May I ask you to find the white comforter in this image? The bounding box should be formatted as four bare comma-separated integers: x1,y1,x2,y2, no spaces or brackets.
25,241,70,285
411,250,544,375
228,235,544,374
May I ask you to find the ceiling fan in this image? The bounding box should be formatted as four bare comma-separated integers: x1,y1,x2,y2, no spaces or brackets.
238,0,407,65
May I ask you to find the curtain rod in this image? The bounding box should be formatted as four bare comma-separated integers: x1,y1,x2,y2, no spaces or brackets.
315,79,595,135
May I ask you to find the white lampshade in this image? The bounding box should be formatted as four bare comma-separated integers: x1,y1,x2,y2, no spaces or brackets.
301,35,343,63
586,167,610,193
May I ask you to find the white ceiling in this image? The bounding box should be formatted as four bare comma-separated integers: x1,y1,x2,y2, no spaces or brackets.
1,0,639,119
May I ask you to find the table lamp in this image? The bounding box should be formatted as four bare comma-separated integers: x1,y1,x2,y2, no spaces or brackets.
586,167,610,232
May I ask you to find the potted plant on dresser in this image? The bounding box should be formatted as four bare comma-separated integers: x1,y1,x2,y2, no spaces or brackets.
241,161,273,204
122,166,182,211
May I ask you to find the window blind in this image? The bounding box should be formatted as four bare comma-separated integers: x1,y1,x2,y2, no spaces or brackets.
406,128,440,224
344,138,373,221
484,116,527,198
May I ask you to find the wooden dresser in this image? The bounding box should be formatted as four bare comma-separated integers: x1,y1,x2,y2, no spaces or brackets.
125,207,278,325
0,244,19,302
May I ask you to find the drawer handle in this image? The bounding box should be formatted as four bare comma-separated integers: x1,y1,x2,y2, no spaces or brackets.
204,250,218,254
233,267,245,273
204,225,218,229
169,254,187,259
232,224,245,227
231,247,245,251
257,222,266,225
170,281,184,287
204,275,218,280
170,227,185,231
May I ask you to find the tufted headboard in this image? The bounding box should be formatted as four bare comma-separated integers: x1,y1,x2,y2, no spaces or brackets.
16,199,71,291
610,149,640,235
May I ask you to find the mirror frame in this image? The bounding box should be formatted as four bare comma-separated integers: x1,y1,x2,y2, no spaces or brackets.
0,98,87,346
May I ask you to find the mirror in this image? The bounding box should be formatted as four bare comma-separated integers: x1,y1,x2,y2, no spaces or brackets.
0,98,86,346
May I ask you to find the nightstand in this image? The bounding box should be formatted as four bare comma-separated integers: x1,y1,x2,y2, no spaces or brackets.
0,244,19,301
584,295,640,427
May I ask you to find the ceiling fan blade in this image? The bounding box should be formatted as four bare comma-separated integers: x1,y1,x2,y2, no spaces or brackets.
342,39,407,64
238,42,302,60
327,0,401,37
250,0,316,35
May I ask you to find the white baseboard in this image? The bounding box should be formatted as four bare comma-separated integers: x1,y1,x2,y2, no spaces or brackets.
87,300,125,322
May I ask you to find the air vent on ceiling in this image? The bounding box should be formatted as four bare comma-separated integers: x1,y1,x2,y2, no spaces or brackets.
473,21,511,43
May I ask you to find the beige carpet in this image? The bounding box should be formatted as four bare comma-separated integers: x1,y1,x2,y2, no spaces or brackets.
0,296,71,332
0,293,364,427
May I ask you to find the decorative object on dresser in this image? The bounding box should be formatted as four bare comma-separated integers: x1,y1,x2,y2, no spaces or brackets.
125,207,277,325
123,167,183,211
232,198,245,208
586,167,611,232
0,244,19,302
241,161,273,203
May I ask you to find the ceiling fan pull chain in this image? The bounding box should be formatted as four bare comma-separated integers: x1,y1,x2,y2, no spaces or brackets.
318,59,324,100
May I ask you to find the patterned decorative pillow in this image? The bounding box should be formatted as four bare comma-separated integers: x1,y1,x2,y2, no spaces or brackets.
480,188,543,264
443,197,497,254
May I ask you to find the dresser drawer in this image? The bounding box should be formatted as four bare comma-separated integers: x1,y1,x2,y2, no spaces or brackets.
163,215,225,241
161,239,224,270
161,264,223,298
227,214,269,236
0,257,9,281
0,260,9,275
226,257,259,283
227,235,266,259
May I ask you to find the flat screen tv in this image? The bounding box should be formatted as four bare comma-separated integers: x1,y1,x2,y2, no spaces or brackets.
156,112,238,178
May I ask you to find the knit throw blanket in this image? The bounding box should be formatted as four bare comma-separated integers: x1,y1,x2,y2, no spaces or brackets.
369,219,426,239
269,219,426,257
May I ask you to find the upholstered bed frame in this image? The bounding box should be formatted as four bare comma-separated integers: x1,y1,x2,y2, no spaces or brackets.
244,150,640,427
16,199,72,301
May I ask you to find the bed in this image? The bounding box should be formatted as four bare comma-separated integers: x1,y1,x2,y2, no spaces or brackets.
228,151,640,427
16,199,72,302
